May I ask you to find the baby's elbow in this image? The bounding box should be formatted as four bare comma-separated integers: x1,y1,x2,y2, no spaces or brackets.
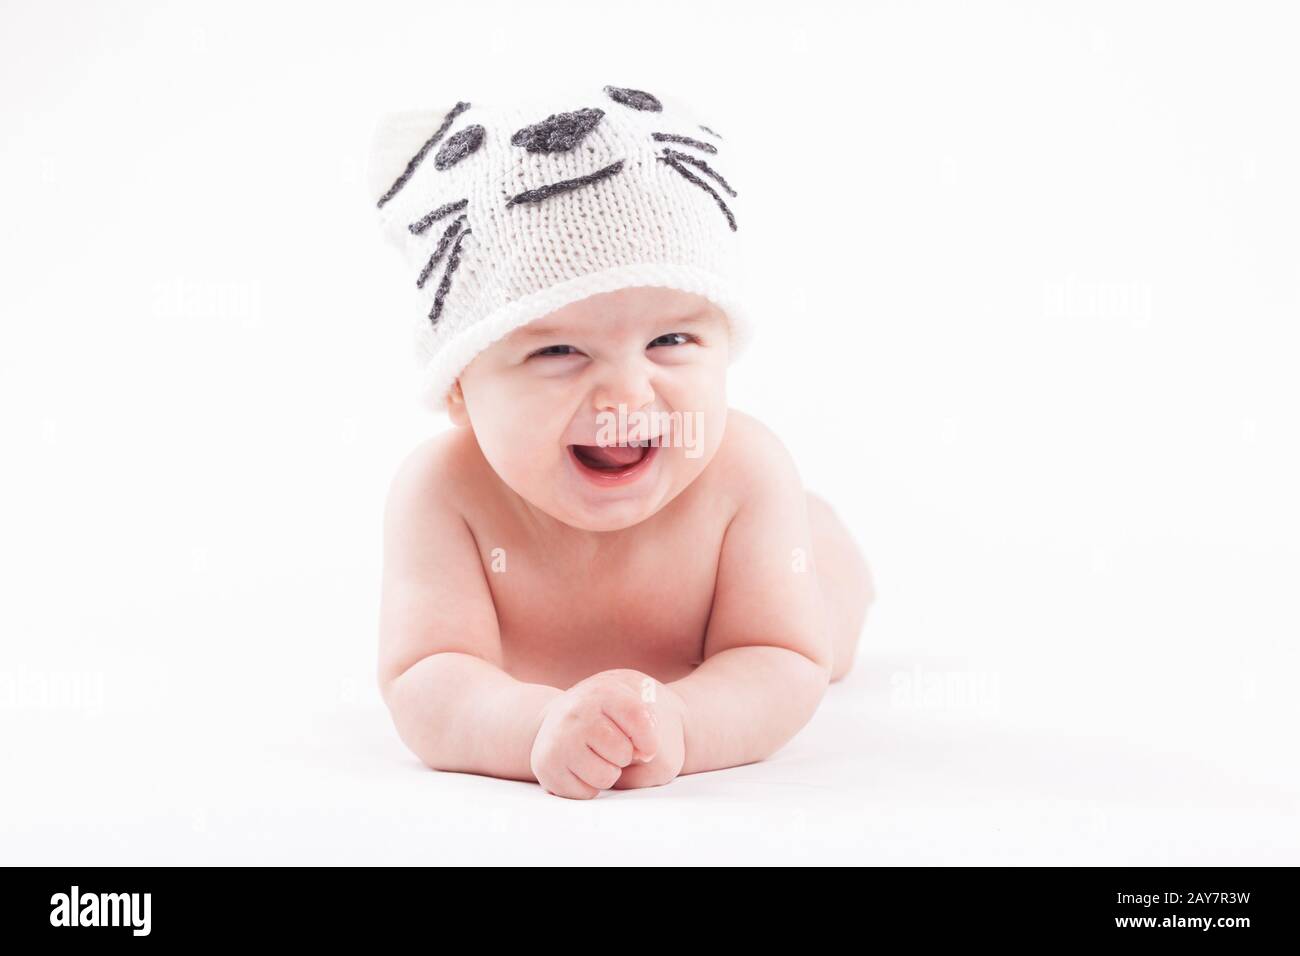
801,633,836,686
376,662,399,708
386,686,457,773
787,646,832,703
377,658,418,716
806,652,833,697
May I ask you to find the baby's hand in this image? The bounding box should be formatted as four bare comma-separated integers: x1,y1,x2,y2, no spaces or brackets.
529,670,661,799
605,671,686,791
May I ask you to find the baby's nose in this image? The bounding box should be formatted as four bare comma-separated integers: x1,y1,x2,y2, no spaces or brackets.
593,361,656,413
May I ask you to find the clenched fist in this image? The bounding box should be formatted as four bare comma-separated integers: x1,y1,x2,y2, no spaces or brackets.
530,669,686,799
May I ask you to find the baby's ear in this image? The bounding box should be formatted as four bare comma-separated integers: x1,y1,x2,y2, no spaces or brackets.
365,107,454,225
446,378,470,427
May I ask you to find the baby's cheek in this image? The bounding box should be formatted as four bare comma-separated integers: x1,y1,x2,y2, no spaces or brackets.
477,437,559,502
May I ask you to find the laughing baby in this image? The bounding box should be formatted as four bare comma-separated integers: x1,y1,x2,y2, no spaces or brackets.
368,85,874,799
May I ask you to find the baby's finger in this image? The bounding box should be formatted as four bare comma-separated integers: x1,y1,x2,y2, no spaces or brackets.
601,690,660,763
551,769,599,800
588,717,636,768
612,758,672,790
571,746,622,792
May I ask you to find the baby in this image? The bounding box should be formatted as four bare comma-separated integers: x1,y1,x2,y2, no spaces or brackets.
368,85,873,798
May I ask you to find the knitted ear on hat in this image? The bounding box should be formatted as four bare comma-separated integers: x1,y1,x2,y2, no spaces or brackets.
366,107,462,253
367,86,753,413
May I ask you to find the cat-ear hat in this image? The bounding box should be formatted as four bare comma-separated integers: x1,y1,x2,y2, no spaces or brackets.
367,84,753,412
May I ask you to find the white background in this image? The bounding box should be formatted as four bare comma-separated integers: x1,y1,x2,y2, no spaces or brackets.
2,0,1297,864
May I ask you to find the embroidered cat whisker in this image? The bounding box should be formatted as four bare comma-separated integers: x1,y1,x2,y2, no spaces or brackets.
416,215,467,290
658,153,736,230
651,132,717,154
507,159,625,206
409,198,469,235
659,147,736,197
429,227,471,325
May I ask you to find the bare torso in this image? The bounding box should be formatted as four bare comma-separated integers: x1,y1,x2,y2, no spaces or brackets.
456,428,738,688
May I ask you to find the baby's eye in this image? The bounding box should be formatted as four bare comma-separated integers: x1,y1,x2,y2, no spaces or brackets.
529,344,579,358
648,332,695,348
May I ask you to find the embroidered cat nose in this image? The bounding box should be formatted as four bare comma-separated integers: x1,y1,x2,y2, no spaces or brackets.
511,107,604,153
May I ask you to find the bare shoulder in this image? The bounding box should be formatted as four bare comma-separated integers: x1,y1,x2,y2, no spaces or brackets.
384,426,493,526
379,427,503,687
711,407,805,502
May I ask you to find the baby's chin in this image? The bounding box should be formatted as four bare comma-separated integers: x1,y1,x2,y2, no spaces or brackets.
551,503,662,533
520,487,668,533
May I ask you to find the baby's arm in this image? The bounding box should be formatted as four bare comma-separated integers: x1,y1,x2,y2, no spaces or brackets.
377,440,561,781
378,440,660,796
669,424,833,775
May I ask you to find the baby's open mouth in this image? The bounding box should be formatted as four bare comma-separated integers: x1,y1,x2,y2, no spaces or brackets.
567,440,658,479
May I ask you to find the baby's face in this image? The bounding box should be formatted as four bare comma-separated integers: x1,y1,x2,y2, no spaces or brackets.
452,286,730,531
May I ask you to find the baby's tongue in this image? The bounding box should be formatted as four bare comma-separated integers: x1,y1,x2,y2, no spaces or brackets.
577,444,644,469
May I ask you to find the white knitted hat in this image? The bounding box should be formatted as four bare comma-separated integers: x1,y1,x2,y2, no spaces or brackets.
366,84,753,412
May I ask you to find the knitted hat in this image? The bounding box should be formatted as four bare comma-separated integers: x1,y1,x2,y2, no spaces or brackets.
366,84,753,412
